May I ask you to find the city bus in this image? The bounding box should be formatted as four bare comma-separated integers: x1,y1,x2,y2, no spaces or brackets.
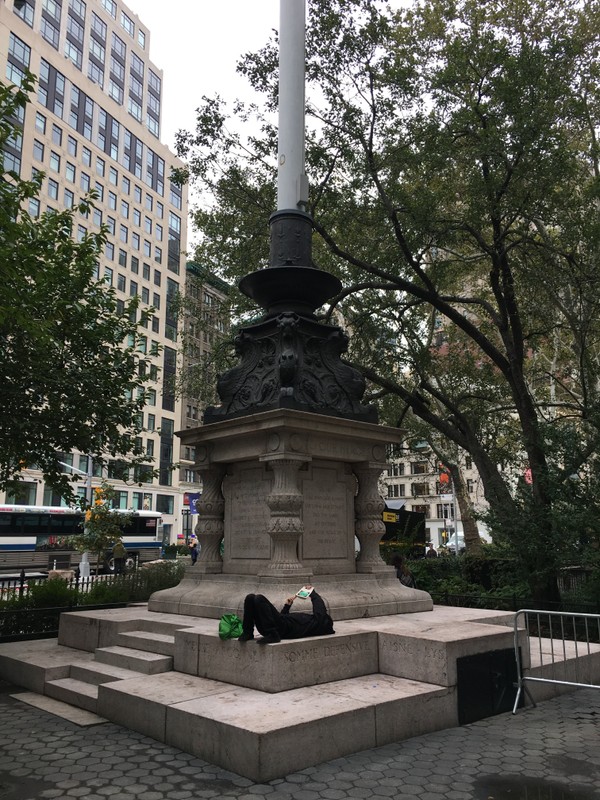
0,505,163,574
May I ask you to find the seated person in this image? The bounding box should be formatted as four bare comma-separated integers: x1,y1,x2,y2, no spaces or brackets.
239,586,335,644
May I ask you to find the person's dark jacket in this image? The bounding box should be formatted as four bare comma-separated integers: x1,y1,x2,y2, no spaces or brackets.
279,591,335,638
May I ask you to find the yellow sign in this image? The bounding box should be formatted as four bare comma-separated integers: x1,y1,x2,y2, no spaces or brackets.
383,512,398,523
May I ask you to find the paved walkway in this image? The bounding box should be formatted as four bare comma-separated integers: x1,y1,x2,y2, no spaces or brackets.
1,680,599,800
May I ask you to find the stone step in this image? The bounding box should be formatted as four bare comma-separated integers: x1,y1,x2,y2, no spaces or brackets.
70,662,145,686
115,630,175,656
45,677,99,713
95,645,173,674
134,618,196,636
98,671,457,783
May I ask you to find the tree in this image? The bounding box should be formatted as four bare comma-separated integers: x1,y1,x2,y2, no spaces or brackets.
176,0,600,603
72,481,132,573
1,76,154,502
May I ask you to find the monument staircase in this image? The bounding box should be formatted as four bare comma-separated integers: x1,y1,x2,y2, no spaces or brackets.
1,603,599,782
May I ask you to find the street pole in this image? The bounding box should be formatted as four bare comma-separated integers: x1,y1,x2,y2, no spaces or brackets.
277,0,308,211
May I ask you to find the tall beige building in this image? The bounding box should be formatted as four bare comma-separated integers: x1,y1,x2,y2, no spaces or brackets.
0,0,188,543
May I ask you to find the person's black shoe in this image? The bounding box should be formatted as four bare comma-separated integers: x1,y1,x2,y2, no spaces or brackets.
238,632,254,642
257,633,281,644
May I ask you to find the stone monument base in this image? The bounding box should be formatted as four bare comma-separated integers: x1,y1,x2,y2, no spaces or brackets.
148,569,432,619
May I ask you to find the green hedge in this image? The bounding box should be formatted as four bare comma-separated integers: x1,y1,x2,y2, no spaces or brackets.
0,561,186,610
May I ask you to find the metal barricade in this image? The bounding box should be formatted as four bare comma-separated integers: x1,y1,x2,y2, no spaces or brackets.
513,609,600,713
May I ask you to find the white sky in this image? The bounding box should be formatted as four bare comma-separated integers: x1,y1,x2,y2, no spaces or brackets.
124,1,280,151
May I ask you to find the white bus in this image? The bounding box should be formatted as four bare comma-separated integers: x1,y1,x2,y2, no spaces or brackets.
0,505,163,574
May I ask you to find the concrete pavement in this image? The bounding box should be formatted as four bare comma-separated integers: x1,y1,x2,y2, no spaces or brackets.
1,680,599,800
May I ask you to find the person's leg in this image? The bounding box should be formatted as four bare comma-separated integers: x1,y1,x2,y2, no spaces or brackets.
238,594,257,641
253,595,282,643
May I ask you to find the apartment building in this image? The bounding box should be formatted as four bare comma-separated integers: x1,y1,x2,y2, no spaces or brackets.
382,443,489,549
0,0,188,543
179,261,229,542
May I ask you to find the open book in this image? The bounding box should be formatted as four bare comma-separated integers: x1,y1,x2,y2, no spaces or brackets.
295,586,314,599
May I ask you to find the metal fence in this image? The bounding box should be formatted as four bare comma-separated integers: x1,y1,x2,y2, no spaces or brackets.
0,570,115,600
512,609,600,714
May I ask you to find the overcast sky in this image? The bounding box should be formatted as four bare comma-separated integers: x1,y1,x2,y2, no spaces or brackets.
124,1,280,151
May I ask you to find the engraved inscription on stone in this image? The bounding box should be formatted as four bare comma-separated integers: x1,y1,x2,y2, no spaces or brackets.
302,465,351,559
282,638,372,663
224,466,272,559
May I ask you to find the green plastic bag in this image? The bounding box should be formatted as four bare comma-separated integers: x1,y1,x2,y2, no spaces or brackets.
218,613,243,640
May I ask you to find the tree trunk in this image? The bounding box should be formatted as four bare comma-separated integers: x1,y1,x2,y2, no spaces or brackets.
448,463,483,555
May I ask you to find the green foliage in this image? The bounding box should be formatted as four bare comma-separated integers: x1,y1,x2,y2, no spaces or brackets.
0,561,185,613
179,0,600,602
163,544,191,558
72,482,132,567
0,75,154,503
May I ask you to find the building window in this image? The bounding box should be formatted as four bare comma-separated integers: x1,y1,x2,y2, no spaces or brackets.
121,10,135,36
120,224,128,243
118,249,127,268
33,140,45,162
82,146,92,167
49,151,61,172
436,503,455,520
88,61,104,87
65,41,83,69
132,232,140,250
156,495,174,514
91,11,107,39
109,81,124,105
108,191,117,210
66,162,76,182
102,0,117,18
48,178,59,200
117,274,126,292
121,200,129,218
64,188,75,208
14,0,35,26
411,482,430,497
410,461,429,475
41,18,60,49
131,51,144,76
138,29,146,49
29,198,41,218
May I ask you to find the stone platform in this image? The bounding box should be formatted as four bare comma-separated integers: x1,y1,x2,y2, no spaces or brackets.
148,571,433,620
2,604,593,781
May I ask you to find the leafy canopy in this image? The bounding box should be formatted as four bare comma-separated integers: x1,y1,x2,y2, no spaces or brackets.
178,0,600,601
1,76,155,502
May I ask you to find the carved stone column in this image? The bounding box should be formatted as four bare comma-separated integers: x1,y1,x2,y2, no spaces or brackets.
353,461,390,573
194,464,226,573
259,453,313,578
